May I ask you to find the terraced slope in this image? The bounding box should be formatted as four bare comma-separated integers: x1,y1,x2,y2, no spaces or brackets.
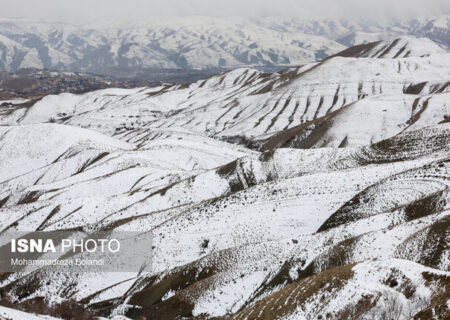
1,38,449,149
261,92,450,149
0,38,448,319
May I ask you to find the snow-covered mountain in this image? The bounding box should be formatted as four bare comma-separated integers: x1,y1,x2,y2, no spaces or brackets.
0,38,449,319
0,15,449,73
3,37,448,147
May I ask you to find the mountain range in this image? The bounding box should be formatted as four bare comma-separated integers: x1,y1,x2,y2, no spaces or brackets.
0,36,449,319
0,15,449,75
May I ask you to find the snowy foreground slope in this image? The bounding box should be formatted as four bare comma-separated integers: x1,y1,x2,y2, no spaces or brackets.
0,38,449,319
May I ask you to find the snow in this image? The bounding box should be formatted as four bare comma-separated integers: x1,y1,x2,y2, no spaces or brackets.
0,35,448,319
0,122,448,315
0,124,132,182
340,36,446,59
19,48,43,69
0,15,448,72
0,306,60,319
192,271,269,316
277,259,449,320
2,49,448,145
0,98,30,104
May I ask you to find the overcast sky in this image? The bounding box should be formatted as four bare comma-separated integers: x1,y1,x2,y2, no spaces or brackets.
1,0,449,22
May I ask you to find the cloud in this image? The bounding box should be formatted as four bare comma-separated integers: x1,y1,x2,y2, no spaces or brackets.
0,0,448,22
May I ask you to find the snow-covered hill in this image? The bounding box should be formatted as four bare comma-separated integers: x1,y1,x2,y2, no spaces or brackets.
0,15,449,73
331,36,446,59
0,38,449,319
2,37,449,148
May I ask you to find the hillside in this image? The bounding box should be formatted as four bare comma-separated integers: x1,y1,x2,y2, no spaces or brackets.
331,36,446,59
2,38,449,146
0,37,449,319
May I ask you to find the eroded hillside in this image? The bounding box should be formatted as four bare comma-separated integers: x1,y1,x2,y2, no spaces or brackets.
0,37,449,320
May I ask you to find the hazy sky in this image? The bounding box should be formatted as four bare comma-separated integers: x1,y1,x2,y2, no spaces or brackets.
1,0,449,22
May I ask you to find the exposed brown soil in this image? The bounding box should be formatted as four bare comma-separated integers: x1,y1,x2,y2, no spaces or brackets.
219,263,356,320
123,262,219,319
0,287,95,319
327,41,382,59
413,272,450,319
